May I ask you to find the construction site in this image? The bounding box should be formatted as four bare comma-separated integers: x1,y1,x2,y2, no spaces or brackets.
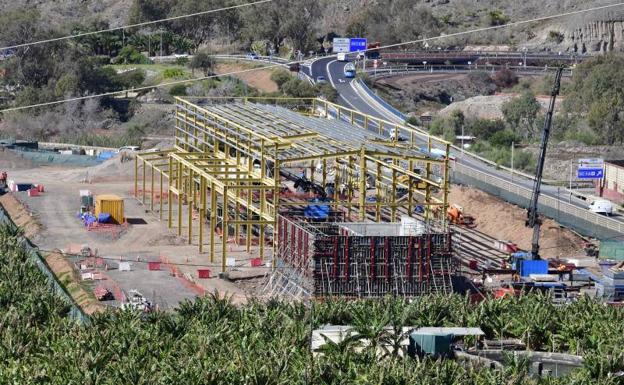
134,96,457,300
0,92,620,309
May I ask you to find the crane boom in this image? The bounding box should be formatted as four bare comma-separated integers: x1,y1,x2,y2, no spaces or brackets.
526,67,564,260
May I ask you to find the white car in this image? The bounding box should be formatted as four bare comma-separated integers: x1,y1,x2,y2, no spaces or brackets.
589,199,613,216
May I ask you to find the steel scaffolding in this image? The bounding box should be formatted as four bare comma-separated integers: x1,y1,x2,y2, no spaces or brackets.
135,97,451,273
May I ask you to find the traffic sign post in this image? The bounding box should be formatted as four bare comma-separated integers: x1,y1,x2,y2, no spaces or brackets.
576,158,604,180
349,38,367,52
332,38,351,53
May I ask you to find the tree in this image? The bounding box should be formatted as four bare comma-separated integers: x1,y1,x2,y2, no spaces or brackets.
493,68,518,89
564,54,624,144
190,50,215,76
502,91,541,138
271,70,292,89
114,46,150,64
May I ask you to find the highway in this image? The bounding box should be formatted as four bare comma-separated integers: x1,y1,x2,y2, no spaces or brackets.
307,56,624,239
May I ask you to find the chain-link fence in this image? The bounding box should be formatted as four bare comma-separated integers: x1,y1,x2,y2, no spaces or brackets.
0,204,89,324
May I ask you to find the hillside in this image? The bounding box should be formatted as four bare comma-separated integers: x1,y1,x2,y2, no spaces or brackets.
4,0,624,53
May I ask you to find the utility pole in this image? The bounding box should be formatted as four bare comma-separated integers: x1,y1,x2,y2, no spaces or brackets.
160,28,163,58
511,141,514,183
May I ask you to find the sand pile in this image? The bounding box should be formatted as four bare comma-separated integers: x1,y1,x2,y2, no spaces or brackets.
448,185,585,259
63,155,136,182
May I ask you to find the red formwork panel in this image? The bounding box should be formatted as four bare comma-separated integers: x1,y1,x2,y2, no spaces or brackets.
148,262,161,271
197,269,211,279
251,258,263,267
276,215,455,298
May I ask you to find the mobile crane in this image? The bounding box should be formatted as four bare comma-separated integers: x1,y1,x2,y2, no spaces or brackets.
525,68,564,260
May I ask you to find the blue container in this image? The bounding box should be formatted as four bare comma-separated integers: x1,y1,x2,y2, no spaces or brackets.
16,183,33,192
98,213,111,223
519,260,548,277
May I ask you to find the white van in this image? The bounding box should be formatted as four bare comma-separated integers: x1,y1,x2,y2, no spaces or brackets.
589,199,613,216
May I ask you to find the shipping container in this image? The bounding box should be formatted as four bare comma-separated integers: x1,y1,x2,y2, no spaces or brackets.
95,194,124,224
519,260,548,277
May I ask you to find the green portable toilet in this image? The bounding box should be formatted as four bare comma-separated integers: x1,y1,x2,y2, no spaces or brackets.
408,332,454,358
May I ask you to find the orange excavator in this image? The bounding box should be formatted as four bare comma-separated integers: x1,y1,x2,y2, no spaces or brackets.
446,204,476,228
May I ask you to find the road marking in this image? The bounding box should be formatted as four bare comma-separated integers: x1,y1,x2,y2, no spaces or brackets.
326,59,337,88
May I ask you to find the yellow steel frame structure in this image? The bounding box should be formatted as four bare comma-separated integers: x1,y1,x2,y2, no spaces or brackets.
135,97,451,272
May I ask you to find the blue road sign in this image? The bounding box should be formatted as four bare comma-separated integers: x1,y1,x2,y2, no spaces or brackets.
577,168,604,179
350,38,367,52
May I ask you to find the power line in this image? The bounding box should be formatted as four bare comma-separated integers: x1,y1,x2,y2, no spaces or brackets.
0,0,274,52
2,1,623,114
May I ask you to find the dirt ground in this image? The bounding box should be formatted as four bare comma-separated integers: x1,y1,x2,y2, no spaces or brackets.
438,93,564,120
2,155,272,309
215,62,279,93
448,185,586,259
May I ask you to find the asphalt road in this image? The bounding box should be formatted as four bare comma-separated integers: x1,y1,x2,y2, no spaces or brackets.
307,57,624,226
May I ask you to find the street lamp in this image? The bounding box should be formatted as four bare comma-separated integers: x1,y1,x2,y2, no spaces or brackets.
422,61,427,70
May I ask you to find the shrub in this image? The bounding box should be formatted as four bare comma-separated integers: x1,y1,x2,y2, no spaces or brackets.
405,116,421,126
175,56,189,66
114,46,150,64
271,70,292,89
488,10,509,26
493,68,518,89
316,82,338,102
163,68,186,79
548,30,565,44
489,129,518,147
169,84,188,96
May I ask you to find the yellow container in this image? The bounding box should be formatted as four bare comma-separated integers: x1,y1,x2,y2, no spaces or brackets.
95,194,125,224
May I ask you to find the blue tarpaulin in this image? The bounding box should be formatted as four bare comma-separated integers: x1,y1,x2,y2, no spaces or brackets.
98,151,115,160
98,213,111,223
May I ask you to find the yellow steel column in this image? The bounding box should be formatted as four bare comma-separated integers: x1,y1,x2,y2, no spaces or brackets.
134,155,138,197
199,177,206,253
159,170,163,221
222,186,228,273
246,188,252,254
188,169,194,244
425,137,432,221
210,182,216,263
260,188,265,259
272,156,280,268
142,159,146,205
358,147,367,221
347,156,354,221
408,158,414,217
376,162,382,222
443,143,451,227
391,169,397,221
150,165,155,212
177,163,183,236
168,157,173,228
